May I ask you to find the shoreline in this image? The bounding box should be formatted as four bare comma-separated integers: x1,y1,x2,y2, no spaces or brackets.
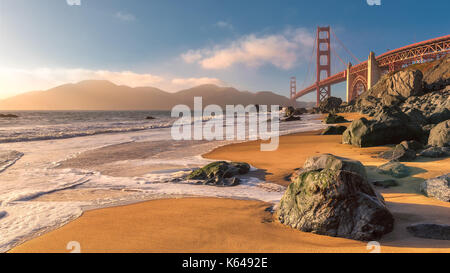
8,113,450,253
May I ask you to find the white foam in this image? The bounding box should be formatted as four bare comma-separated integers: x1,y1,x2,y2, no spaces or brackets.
0,114,324,252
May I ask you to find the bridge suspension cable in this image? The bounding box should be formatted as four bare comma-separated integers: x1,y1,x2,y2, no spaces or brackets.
300,31,317,89
331,29,361,63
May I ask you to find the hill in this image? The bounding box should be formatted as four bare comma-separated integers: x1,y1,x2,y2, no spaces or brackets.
0,81,315,110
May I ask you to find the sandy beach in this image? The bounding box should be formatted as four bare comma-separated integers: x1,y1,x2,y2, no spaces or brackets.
9,113,450,253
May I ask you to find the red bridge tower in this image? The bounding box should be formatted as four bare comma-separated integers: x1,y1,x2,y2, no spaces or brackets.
316,26,331,106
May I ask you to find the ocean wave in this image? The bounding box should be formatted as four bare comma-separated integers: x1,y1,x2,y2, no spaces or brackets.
0,150,24,173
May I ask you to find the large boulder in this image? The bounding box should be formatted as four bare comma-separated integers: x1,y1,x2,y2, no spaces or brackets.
301,153,368,180
277,168,394,241
428,120,450,147
342,107,424,147
387,70,424,98
318,96,342,113
187,161,250,187
420,173,450,202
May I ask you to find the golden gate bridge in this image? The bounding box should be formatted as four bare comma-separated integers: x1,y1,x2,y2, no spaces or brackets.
290,26,450,106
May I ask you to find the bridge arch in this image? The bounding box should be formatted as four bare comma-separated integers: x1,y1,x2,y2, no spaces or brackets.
350,75,367,101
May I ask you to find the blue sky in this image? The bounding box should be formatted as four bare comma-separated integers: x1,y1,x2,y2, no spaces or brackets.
1,0,449,101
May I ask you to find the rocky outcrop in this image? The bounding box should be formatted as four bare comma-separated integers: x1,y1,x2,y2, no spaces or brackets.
376,162,410,178
407,223,450,240
342,107,424,147
428,120,450,147
420,173,450,202
321,126,347,135
278,154,393,241
187,161,250,187
318,96,342,113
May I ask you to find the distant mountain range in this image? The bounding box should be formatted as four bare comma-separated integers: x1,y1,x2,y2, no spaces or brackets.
0,80,316,110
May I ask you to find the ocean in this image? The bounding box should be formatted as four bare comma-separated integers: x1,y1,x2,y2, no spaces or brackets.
0,110,325,252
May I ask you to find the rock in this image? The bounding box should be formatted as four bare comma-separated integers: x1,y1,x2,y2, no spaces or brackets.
407,223,450,240
146,116,155,120
388,69,424,98
378,144,416,162
428,120,450,147
405,109,427,126
419,146,450,158
422,54,450,92
284,106,295,117
420,173,450,202
428,107,450,124
277,168,394,241
377,162,410,178
400,140,424,151
318,96,342,113
0,211,6,219
323,113,348,124
342,107,424,147
372,179,399,188
282,115,301,122
187,161,250,187
321,126,347,135
301,153,368,180
0,114,18,118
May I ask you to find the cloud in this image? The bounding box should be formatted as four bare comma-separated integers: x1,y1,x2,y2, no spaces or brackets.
115,11,136,22
181,28,314,70
171,77,226,87
0,67,225,99
214,21,233,30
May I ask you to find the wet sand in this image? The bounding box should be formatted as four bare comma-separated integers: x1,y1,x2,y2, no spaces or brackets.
10,113,450,253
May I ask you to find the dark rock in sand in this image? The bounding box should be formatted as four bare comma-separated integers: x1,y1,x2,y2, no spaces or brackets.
428,120,450,147
420,173,450,202
407,223,450,240
0,114,18,118
400,140,424,151
419,146,450,158
372,179,399,189
187,161,250,187
146,116,156,120
321,125,347,135
277,167,394,241
323,113,348,124
318,96,342,113
378,144,417,162
376,161,410,178
282,115,301,122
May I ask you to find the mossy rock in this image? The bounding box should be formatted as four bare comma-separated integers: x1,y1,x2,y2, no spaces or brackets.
376,161,410,178
277,169,394,241
187,161,250,186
